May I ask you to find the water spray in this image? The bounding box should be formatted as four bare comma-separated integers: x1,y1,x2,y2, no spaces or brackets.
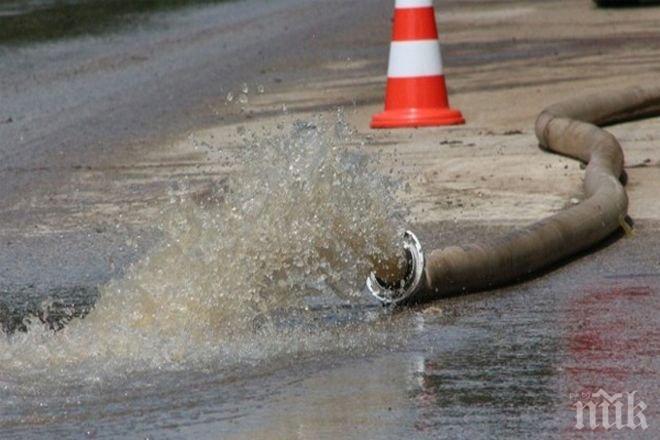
368,85,660,305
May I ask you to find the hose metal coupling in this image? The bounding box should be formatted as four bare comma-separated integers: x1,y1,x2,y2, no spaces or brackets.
367,230,425,305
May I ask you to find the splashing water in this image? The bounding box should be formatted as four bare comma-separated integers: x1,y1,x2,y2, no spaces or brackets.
0,119,407,379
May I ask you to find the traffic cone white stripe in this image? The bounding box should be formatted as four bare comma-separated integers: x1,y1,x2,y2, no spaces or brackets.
387,40,444,78
395,0,433,8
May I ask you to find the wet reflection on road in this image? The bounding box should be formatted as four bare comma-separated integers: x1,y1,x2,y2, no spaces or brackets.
0,0,229,45
561,285,657,434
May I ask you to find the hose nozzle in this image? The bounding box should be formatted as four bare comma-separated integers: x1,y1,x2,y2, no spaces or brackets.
367,231,425,305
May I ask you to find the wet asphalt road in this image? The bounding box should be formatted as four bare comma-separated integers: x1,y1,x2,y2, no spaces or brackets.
0,0,392,315
0,0,389,208
0,0,658,438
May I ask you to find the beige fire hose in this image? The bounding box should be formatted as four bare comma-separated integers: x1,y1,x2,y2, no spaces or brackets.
368,85,660,305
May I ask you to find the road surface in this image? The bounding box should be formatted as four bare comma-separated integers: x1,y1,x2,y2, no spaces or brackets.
0,0,658,438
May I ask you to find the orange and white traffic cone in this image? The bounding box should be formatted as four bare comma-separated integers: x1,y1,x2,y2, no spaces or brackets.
371,0,464,128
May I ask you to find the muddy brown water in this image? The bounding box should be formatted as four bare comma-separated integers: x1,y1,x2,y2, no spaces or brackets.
1,0,659,438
